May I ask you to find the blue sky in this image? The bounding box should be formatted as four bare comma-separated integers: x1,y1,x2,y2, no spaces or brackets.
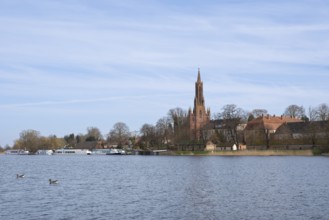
1,0,328,146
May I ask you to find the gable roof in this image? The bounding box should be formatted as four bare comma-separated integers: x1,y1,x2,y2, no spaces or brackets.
245,115,303,131
276,121,329,134
275,122,306,134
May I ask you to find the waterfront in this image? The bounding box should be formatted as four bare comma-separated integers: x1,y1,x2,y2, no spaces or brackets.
1,155,329,220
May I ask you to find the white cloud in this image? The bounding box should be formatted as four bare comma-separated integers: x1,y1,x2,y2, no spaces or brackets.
0,0,328,146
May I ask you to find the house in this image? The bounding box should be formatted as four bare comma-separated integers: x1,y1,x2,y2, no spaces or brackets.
201,119,246,150
273,121,329,149
244,115,303,149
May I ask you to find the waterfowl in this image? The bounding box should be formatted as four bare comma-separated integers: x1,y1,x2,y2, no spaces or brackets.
16,174,25,178
49,179,59,184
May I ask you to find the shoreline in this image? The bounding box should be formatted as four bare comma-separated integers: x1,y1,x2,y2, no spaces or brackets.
167,149,315,156
2,149,328,156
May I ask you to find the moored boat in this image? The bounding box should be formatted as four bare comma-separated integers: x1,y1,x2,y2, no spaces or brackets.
91,149,126,155
36,150,53,155
5,149,30,155
53,148,92,155
106,149,126,155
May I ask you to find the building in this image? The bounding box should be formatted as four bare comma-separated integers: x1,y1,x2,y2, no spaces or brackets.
244,115,303,149
201,119,246,150
188,69,210,140
273,121,329,149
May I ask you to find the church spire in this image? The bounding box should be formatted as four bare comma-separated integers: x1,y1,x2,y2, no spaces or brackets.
189,68,210,142
197,68,201,82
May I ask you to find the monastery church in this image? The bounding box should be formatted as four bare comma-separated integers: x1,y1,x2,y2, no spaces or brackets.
188,69,210,140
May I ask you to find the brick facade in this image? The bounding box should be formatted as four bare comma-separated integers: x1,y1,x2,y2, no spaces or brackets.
188,69,210,140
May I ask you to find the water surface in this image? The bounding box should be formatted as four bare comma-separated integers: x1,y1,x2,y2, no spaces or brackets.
1,155,329,219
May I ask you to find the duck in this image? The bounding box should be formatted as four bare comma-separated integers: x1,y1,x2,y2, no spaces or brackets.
16,174,25,178
49,179,59,184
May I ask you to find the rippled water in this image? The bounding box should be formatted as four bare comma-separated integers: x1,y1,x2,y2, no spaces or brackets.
1,155,329,220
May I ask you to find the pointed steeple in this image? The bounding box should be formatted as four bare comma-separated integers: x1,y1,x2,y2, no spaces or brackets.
189,68,210,141
197,68,201,82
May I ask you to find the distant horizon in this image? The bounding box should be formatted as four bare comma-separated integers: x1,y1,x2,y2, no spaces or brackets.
1,0,328,146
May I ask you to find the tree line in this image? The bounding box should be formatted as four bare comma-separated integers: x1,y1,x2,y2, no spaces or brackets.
2,103,328,153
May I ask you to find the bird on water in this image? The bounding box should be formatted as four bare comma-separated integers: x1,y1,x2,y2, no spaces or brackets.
16,174,25,178
49,179,59,184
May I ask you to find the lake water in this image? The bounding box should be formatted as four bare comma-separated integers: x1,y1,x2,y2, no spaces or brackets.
1,155,329,220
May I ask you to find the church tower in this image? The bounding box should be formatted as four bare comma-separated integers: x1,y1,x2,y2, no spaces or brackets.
189,68,210,140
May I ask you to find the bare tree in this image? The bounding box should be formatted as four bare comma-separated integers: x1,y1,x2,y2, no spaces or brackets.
218,104,247,147
308,106,318,121
108,122,130,147
86,127,103,141
156,116,173,147
140,123,156,149
167,107,189,143
284,104,305,118
316,103,329,121
251,109,268,117
168,107,187,127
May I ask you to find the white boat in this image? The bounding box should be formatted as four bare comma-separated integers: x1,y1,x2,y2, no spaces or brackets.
36,150,53,155
106,149,126,155
91,149,112,155
92,149,126,155
5,149,30,155
53,148,92,155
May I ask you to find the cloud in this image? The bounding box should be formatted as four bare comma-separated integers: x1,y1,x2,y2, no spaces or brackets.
0,0,328,146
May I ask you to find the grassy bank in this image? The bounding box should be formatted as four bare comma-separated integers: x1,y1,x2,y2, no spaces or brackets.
171,149,314,156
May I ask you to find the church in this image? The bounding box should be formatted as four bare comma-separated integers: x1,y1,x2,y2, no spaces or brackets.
188,69,211,141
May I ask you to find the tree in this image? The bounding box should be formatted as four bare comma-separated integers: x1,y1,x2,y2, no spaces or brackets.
15,129,41,153
64,133,76,146
155,116,173,148
167,107,189,143
284,104,305,118
76,133,85,143
108,122,130,147
308,106,318,121
251,109,268,118
247,114,255,122
40,135,65,150
218,104,247,147
263,128,271,149
86,127,103,141
5,144,11,150
140,123,156,149
316,103,329,121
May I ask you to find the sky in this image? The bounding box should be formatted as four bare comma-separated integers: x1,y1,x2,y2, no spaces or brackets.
1,0,328,146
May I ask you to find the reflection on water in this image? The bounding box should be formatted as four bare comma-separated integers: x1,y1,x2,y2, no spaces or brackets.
1,155,329,220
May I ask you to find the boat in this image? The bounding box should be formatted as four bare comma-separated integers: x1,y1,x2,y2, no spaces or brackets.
106,149,126,155
91,149,126,155
36,150,53,155
53,148,92,155
5,149,30,155
91,149,112,155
